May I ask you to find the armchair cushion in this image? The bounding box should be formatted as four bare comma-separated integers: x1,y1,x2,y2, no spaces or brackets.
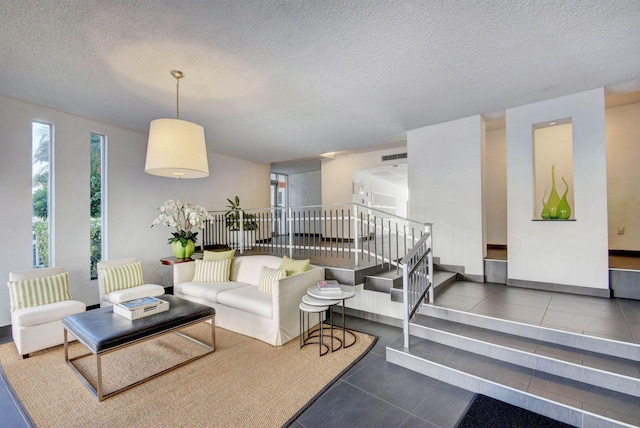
105,283,165,305
99,261,144,294
12,300,86,327
7,272,71,312
193,259,231,282
257,266,286,295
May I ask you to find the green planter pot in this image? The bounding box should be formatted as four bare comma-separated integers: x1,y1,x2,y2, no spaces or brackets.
171,240,195,260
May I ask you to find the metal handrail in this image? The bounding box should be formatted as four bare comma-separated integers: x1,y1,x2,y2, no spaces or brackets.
204,203,430,269
401,231,433,349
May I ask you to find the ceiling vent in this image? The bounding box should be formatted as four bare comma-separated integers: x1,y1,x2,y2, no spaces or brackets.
381,153,407,162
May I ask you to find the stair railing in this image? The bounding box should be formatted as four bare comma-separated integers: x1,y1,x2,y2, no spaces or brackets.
401,230,433,349
203,203,431,272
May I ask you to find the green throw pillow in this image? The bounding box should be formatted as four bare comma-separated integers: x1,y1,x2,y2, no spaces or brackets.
257,266,286,295
99,261,144,294
7,272,72,312
203,249,236,261
193,259,231,282
279,255,310,276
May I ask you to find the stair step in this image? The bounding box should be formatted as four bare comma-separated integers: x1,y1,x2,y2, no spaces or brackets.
410,313,640,397
387,336,640,427
420,304,640,361
363,269,403,293
325,263,389,286
390,271,457,303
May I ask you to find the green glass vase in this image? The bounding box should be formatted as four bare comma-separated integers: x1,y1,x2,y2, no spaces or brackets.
557,177,572,220
541,191,551,219
545,165,561,219
171,240,195,260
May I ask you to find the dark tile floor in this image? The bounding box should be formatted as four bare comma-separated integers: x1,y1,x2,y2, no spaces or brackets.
292,316,475,428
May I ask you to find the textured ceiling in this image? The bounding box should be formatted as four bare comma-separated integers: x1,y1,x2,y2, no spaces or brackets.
1,1,639,165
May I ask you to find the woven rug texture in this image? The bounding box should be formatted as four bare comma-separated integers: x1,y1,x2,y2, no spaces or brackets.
0,323,374,427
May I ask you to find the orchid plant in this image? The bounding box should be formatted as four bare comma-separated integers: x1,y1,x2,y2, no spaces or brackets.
151,199,213,247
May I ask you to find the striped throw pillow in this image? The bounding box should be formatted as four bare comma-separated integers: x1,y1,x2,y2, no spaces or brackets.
7,272,72,312
258,266,286,295
193,259,231,282
99,261,144,294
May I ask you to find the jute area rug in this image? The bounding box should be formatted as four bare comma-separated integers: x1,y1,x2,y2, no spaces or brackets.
0,323,374,427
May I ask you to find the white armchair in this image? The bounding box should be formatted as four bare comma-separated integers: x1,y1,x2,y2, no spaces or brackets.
97,258,164,307
8,266,86,358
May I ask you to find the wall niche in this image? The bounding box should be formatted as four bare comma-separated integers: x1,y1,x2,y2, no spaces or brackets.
533,118,575,220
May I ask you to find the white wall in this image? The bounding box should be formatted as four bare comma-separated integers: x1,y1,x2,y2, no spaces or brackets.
408,115,485,277
322,149,407,203
606,102,640,251
506,88,608,289
352,168,408,218
484,127,507,245
289,169,322,234
289,169,321,208
0,95,270,326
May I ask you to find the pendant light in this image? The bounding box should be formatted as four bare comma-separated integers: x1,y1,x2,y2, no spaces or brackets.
145,70,209,179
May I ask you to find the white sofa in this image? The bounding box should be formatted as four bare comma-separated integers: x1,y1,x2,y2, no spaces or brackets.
173,255,324,346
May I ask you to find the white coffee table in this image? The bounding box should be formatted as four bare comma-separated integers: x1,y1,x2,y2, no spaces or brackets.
306,285,356,350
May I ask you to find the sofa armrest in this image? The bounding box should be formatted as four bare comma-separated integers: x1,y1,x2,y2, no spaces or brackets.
173,261,196,287
272,266,325,326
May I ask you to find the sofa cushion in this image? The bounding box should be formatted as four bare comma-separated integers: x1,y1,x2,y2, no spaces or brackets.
11,300,86,327
99,261,144,294
231,255,283,284
176,281,251,304
7,272,72,312
193,259,231,282
106,283,165,304
203,249,236,261
280,255,310,276
257,266,286,295
217,286,273,318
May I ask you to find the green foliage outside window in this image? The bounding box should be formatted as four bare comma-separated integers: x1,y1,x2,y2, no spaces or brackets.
33,219,49,268
32,123,50,268
90,134,103,279
90,218,102,279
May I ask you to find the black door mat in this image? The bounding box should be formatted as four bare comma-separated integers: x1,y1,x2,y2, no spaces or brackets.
456,394,574,428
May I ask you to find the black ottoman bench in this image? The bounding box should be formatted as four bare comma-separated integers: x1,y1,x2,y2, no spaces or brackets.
62,295,215,401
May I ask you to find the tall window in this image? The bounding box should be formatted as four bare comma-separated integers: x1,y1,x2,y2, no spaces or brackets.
32,121,52,268
90,133,105,279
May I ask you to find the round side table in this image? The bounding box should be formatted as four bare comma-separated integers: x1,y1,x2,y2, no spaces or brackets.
306,285,357,349
299,302,330,356
302,295,341,351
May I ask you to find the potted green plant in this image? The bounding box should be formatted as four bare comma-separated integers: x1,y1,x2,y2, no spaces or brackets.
225,196,259,249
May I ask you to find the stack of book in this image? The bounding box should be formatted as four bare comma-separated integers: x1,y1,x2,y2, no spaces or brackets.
316,280,343,295
113,296,169,320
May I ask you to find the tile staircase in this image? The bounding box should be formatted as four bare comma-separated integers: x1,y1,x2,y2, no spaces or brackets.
386,304,640,427
323,257,458,303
